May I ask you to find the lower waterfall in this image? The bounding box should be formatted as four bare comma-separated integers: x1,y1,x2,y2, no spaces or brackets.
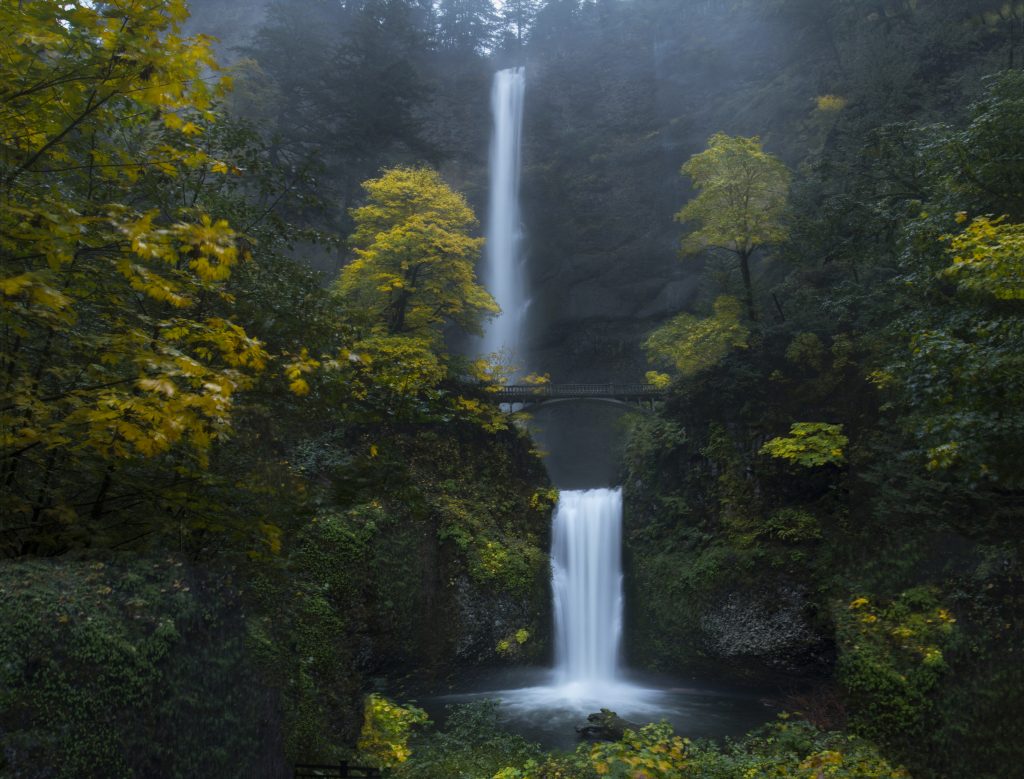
552,488,624,688
428,484,774,748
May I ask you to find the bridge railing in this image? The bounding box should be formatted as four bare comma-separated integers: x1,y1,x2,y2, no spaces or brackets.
493,383,665,402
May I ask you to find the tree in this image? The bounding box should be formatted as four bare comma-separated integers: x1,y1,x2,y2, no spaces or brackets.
435,0,498,53
336,166,497,348
498,0,541,48
643,295,750,379
530,0,581,46
949,69,1024,220
237,0,432,231
677,133,791,321
0,1,304,552
870,73,1024,490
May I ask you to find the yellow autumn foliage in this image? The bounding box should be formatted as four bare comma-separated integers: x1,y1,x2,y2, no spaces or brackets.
0,0,274,535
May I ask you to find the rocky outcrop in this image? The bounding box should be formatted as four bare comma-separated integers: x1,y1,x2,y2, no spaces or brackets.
576,709,642,742
700,585,832,675
453,574,550,666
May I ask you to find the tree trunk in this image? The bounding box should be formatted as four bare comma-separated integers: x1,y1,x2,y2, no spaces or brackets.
387,290,409,334
90,467,114,522
739,250,757,321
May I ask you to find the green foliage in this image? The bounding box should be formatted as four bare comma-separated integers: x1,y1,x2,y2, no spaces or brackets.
644,296,750,377
0,0,272,547
836,589,957,751
246,506,382,763
677,133,791,319
948,70,1024,219
437,0,499,52
943,214,1024,300
0,556,271,778
410,427,551,599
586,722,690,777
397,700,543,779
235,0,432,232
761,423,848,467
762,508,822,544
704,424,763,542
244,419,551,761
625,55,1024,779
324,166,516,433
678,133,791,258
493,717,904,778
496,627,532,657
680,717,908,779
357,694,430,768
872,77,1024,490
0,0,344,556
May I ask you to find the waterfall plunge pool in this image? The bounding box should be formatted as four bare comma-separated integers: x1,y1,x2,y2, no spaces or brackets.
422,667,779,751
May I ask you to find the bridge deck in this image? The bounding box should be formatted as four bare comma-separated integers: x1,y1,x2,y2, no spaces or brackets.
493,383,665,404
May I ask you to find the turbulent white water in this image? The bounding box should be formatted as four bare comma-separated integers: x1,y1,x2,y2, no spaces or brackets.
466,487,663,715
430,490,775,736
481,67,527,364
552,488,624,686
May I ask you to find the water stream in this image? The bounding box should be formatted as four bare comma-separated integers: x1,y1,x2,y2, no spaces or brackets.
552,488,624,688
429,487,774,748
433,68,775,747
481,66,528,364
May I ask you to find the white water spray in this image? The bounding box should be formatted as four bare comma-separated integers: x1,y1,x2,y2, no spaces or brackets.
487,487,662,714
552,488,624,687
482,67,527,363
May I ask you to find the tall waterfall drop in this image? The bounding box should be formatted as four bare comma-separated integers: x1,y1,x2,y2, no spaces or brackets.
552,488,624,688
423,68,774,744
482,67,527,361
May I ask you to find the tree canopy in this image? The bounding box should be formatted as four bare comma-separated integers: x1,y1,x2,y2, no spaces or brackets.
336,166,497,346
0,0,272,550
677,133,791,321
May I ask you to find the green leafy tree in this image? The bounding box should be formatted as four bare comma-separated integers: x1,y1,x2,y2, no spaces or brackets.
436,0,498,53
761,423,848,468
237,0,431,230
677,133,791,321
948,70,1024,219
943,214,1024,300
498,0,540,47
357,694,429,769
874,73,1024,489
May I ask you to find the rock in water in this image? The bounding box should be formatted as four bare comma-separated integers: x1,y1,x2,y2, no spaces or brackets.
575,708,641,741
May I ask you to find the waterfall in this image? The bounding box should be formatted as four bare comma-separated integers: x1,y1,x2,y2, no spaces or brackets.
551,488,624,687
482,67,527,363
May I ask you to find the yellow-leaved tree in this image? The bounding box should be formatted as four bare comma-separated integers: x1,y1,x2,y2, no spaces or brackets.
643,295,750,383
677,133,791,321
337,166,498,345
334,167,503,424
0,1,269,552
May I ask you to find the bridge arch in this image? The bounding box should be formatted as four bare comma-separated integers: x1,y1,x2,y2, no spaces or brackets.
492,383,665,413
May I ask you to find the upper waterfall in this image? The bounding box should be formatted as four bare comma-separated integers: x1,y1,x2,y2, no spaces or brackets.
481,67,527,365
